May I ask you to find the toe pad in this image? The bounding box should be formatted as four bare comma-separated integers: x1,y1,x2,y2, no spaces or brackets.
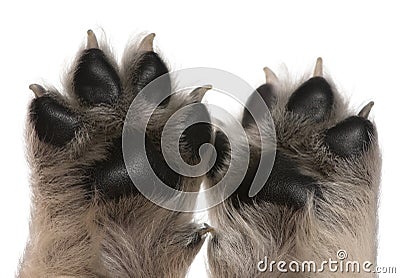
325,116,375,157
287,77,334,122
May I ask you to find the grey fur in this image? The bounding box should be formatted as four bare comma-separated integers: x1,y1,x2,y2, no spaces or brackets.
19,31,208,278
20,30,381,278
206,69,381,277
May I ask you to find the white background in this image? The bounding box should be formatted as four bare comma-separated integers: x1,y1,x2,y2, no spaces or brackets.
1,1,399,277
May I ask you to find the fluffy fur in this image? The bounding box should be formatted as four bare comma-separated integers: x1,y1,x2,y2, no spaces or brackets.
20,30,381,278
206,70,381,277
19,31,209,278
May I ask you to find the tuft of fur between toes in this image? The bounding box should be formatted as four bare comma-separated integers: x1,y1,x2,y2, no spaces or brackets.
20,30,213,278
206,58,381,278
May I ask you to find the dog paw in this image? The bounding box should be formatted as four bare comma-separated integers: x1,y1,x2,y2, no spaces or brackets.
207,58,381,277
22,30,212,277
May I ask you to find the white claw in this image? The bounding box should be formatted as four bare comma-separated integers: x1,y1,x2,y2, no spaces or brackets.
138,33,156,52
313,57,323,77
358,101,374,118
190,85,213,102
87,29,99,49
198,223,215,237
263,66,279,86
29,84,46,98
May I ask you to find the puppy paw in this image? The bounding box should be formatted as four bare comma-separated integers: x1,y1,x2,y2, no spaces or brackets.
207,58,380,277
21,30,212,278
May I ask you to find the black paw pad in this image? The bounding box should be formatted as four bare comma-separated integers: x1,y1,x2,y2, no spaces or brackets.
182,123,213,165
234,152,320,209
287,77,334,122
132,52,170,104
92,138,137,198
30,96,80,146
74,49,122,105
242,84,276,128
258,152,320,209
180,104,212,165
325,116,375,157
206,129,231,182
92,133,180,199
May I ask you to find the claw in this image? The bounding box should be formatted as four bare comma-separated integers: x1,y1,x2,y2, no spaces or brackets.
263,66,279,86
358,101,374,118
198,223,214,237
313,57,323,77
138,33,156,52
29,84,46,98
87,29,99,49
189,85,212,102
